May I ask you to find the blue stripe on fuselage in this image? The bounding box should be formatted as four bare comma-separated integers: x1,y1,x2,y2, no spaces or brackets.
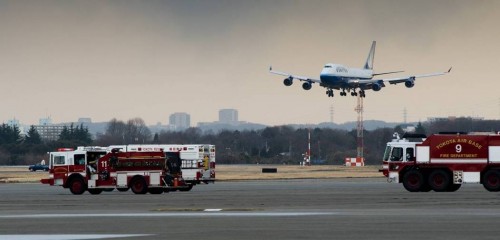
320,74,372,89
320,74,346,88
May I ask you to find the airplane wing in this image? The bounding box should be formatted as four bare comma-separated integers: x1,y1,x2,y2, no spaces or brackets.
269,66,321,84
378,67,452,85
347,68,451,86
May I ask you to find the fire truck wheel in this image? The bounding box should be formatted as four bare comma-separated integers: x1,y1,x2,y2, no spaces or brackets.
88,189,103,195
428,170,451,192
482,170,500,192
179,184,193,192
402,170,425,192
447,184,461,192
130,176,148,194
117,188,129,192
69,178,86,195
148,188,164,194
420,184,432,192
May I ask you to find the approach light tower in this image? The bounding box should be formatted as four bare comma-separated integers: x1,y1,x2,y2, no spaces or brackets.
355,95,364,159
306,128,311,166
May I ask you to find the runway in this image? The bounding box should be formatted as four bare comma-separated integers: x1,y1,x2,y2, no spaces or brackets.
2,178,500,240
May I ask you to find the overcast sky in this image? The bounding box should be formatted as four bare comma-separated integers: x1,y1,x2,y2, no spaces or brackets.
1,0,499,126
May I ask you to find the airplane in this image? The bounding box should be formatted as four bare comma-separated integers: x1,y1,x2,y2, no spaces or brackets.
269,41,451,98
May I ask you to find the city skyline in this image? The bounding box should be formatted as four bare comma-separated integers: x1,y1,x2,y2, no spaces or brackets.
1,1,499,126
3,111,489,129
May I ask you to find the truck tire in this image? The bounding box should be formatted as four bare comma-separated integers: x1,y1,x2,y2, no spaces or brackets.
482,170,500,192
447,184,461,192
402,170,425,192
88,189,103,195
420,184,432,192
148,188,164,194
69,178,86,195
428,170,451,192
117,187,129,192
179,184,194,192
130,176,148,194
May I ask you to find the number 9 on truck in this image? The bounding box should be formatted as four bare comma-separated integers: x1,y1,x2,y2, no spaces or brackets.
455,144,462,153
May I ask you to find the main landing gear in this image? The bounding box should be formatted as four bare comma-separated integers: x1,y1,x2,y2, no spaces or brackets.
326,89,366,98
357,90,366,98
326,89,334,97
340,90,366,98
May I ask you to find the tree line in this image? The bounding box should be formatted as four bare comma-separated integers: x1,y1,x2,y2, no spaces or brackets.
1,117,500,165
0,123,92,165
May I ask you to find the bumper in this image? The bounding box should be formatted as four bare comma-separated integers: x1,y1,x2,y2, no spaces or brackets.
40,178,53,185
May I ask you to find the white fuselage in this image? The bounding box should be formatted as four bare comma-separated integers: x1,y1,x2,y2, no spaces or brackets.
319,64,373,85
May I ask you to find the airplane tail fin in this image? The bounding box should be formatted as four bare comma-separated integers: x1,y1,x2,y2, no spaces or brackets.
364,41,376,70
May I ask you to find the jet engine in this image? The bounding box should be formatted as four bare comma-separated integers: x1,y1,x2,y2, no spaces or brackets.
302,82,312,90
283,77,293,86
372,83,382,91
405,80,415,88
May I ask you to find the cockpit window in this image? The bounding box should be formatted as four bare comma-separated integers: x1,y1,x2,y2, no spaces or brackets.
324,65,332,68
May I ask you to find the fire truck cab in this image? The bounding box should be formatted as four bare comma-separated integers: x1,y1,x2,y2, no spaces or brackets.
380,133,425,178
42,147,188,195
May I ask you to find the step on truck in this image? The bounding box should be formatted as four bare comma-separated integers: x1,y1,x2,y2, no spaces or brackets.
41,147,189,194
381,132,500,192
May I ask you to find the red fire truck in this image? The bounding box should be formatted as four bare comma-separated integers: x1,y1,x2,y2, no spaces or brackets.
41,147,189,194
382,132,500,192
107,144,216,190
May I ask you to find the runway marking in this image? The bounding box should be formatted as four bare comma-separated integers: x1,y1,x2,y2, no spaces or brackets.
0,234,152,240
204,208,223,211
0,212,334,219
152,207,261,212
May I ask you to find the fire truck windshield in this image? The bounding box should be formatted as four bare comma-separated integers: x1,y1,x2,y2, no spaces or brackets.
383,146,391,161
390,147,403,161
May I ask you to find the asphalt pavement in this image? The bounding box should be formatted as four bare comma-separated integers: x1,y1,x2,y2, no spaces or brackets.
1,179,500,240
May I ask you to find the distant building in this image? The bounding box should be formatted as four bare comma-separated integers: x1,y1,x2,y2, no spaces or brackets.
149,122,177,133
7,118,20,127
34,125,65,142
428,116,485,122
169,112,191,130
6,118,27,136
78,118,92,124
219,109,238,124
34,117,64,141
39,117,53,126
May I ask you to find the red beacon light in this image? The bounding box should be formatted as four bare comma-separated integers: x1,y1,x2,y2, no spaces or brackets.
57,148,74,152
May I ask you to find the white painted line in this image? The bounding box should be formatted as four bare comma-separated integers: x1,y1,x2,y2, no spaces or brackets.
0,234,152,240
204,209,223,212
0,212,334,219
